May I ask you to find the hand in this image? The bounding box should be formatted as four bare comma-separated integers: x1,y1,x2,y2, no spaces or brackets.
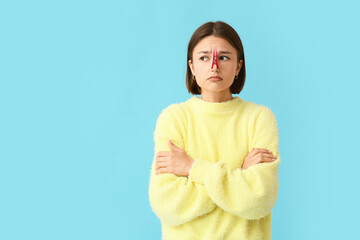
155,140,194,177
242,148,277,170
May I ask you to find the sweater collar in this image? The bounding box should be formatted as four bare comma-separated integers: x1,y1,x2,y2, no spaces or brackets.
188,95,243,113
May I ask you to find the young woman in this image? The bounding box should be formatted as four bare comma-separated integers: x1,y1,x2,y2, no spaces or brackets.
149,21,280,240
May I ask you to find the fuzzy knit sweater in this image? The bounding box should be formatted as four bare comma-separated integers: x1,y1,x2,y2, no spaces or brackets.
148,95,281,240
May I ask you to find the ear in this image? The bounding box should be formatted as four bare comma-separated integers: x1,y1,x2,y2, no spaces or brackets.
236,60,243,75
188,60,195,75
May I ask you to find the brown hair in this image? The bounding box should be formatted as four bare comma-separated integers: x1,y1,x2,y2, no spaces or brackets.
186,21,246,95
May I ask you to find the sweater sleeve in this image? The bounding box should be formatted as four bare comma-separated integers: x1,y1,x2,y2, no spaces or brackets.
148,104,217,227
188,106,280,220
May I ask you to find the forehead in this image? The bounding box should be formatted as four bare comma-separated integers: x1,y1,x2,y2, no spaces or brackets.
194,36,235,53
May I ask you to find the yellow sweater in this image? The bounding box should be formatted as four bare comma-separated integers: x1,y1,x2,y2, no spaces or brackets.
148,95,281,240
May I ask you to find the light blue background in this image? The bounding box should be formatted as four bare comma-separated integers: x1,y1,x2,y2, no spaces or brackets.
1,0,359,239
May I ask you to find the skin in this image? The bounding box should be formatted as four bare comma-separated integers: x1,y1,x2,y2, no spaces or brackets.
188,35,243,103
155,140,194,176
155,36,277,176
242,148,277,170
155,142,277,176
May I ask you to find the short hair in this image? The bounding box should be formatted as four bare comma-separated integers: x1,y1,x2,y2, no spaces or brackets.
186,21,246,95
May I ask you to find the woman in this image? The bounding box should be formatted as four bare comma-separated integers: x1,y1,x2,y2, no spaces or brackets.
148,21,280,240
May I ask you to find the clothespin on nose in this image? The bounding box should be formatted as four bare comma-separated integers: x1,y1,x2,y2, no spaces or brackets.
211,49,219,69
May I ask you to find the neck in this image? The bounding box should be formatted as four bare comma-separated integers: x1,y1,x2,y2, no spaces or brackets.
189,95,242,114
200,91,233,103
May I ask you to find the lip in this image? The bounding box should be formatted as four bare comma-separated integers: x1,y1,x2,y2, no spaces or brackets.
208,76,223,81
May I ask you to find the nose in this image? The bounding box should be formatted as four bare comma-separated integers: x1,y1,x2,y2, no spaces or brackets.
211,63,219,72
211,49,219,72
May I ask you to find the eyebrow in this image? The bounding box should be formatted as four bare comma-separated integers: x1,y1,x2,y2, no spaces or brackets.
197,50,232,55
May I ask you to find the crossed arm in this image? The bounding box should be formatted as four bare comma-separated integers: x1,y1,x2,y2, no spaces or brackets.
148,105,280,227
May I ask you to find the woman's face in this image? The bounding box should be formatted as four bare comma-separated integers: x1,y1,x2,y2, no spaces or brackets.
188,36,243,95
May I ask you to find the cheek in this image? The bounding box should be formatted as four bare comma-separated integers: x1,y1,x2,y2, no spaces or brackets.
194,63,208,73
220,62,236,72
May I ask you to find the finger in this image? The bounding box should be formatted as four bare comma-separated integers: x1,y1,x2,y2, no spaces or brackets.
155,161,167,170
156,154,169,162
256,148,273,154
257,152,277,162
254,152,276,159
248,148,271,158
156,153,170,161
156,151,170,157
155,167,163,175
254,153,275,163
156,166,168,175
155,168,162,175
259,156,277,163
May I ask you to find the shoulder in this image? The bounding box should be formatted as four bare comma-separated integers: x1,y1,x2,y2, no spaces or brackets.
155,102,187,131
154,102,187,141
241,99,277,123
157,103,185,121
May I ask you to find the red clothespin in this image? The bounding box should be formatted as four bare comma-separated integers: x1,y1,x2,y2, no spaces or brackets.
211,49,219,69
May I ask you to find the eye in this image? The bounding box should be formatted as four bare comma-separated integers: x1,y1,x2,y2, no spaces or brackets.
199,56,209,61
219,56,230,60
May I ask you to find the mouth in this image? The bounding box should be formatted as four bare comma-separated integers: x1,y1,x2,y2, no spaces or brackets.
208,76,223,81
